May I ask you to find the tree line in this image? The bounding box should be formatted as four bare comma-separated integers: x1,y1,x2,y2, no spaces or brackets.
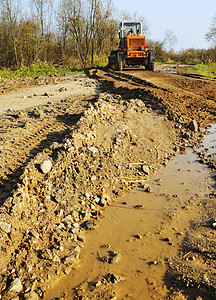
0,0,118,68
0,0,215,69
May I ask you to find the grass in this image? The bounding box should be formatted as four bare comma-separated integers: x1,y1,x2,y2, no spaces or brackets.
186,63,216,78
0,58,108,79
0,62,87,79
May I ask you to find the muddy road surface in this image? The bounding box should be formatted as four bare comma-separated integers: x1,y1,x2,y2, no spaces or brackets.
0,68,215,300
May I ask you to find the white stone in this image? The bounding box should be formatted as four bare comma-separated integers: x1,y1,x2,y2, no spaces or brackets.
0,221,11,233
8,278,22,293
40,160,52,174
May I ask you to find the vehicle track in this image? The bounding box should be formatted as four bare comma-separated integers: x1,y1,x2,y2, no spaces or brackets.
0,95,95,205
89,68,216,126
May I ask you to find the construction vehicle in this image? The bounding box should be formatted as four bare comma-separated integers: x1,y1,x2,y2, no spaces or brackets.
108,20,155,71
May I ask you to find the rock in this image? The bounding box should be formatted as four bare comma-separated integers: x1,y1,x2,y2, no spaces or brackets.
180,146,186,152
134,204,144,209
24,291,39,300
211,221,216,229
8,278,22,293
141,165,150,175
91,175,97,181
143,184,152,193
104,273,122,283
59,87,67,92
30,229,39,239
102,251,121,264
88,147,99,153
0,221,11,233
188,120,198,132
202,274,209,283
40,160,52,174
135,234,142,239
98,198,106,207
53,254,60,263
82,220,95,230
77,233,85,243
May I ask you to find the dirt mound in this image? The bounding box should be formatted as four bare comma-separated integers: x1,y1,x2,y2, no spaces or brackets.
0,91,184,299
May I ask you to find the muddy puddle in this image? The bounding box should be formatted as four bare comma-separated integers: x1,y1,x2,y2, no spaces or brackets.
45,126,216,300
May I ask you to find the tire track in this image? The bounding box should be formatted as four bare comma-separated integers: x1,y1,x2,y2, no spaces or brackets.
0,95,95,204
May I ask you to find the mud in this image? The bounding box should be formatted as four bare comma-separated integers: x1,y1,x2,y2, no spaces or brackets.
45,143,215,300
0,67,215,300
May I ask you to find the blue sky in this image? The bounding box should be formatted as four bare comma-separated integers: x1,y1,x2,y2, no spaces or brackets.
113,0,216,51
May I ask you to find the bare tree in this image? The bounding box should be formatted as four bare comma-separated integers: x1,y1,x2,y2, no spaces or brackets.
0,0,21,66
206,13,216,46
160,29,177,50
31,0,53,36
56,0,69,57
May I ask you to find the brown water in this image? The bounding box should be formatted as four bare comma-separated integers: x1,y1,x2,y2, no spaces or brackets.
45,125,216,300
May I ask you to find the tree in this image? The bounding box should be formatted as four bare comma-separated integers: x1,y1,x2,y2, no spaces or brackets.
206,13,216,46
31,0,53,36
0,0,21,66
160,29,177,51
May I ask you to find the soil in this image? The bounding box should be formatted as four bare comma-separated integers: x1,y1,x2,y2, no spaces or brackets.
0,67,215,300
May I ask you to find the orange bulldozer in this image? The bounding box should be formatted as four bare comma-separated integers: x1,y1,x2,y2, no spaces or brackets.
108,20,155,71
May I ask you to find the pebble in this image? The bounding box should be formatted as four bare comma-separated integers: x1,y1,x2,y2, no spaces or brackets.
40,160,52,174
135,234,142,239
77,233,85,243
211,221,216,229
8,278,22,293
202,274,209,283
89,146,99,153
141,165,150,174
188,119,198,132
53,254,60,263
134,204,144,209
0,221,11,233
98,198,106,207
82,220,95,230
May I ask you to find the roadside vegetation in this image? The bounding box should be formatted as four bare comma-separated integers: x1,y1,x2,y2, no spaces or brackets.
187,63,216,78
0,0,215,78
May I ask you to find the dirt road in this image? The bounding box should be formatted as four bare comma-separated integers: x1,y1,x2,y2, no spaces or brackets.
0,68,215,300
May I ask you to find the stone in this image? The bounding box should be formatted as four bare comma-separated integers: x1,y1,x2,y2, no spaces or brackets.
211,221,216,229
82,220,95,230
143,184,152,193
135,234,142,239
8,278,22,293
30,229,39,239
53,254,60,263
40,160,52,174
141,165,150,175
108,251,121,264
134,204,144,210
77,233,85,243
188,120,198,132
98,198,106,207
0,221,11,233
104,273,121,283
202,274,209,283
88,147,99,153
59,87,67,92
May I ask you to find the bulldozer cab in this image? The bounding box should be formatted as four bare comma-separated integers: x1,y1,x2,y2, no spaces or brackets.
119,20,142,39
